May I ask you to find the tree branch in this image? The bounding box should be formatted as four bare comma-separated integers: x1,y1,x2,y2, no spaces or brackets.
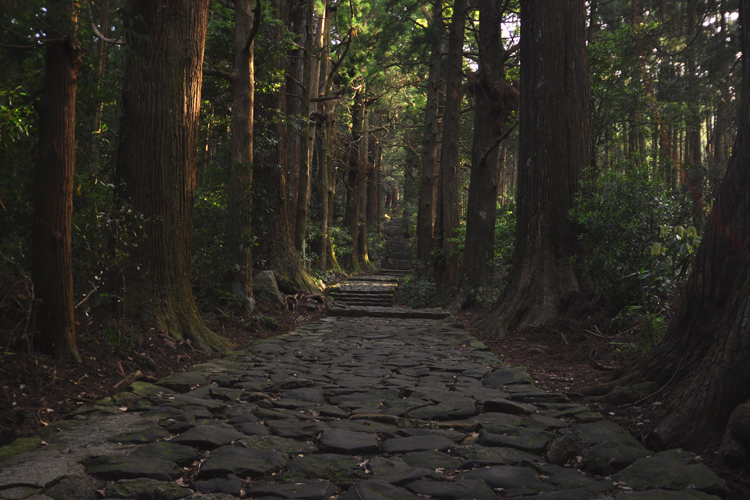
311,94,341,102
243,0,262,54
477,120,518,168
203,67,236,80
84,0,123,44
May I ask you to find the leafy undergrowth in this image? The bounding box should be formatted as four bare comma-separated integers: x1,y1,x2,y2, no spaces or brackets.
0,298,324,448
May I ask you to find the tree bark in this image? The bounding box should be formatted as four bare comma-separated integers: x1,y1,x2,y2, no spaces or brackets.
434,0,466,303
416,0,443,270
294,0,314,260
455,0,517,308
227,0,255,309
254,0,319,294
478,0,591,336
343,89,364,271
367,135,381,233
32,0,81,361
357,98,371,270
116,0,230,351
590,0,750,450
86,0,108,167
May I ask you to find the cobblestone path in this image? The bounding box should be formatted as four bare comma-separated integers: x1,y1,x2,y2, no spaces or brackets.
0,226,731,499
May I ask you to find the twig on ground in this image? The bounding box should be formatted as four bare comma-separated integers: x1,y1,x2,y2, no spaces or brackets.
113,370,145,389
590,359,616,371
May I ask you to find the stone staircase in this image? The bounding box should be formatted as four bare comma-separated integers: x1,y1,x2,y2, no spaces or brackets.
327,219,449,319
377,218,412,278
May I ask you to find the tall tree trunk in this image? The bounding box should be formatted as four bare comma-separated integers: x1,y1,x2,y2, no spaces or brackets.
455,0,517,308
117,0,230,351
316,0,332,270
294,0,314,260
227,0,256,309
33,0,81,361
367,135,381,233
286,1,305,231
254,0,319,293
478,0,591,336
343,89,364,271
590,0,750,450
87,0,108,167
416,0,443,270
357,99,371,270
434,0,466,303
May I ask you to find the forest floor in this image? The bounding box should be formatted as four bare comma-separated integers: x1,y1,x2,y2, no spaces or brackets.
1,280,748,497
451,304,750,499
0,296,326,448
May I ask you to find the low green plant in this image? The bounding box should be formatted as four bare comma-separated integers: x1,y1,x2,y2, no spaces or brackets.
609,305,668,356
0,347,16,375
401,273,437,308
101,326,136,353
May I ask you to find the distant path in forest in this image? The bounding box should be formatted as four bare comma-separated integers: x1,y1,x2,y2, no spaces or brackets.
0,219,729,500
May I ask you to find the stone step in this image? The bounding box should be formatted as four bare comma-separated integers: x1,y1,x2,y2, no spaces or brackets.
327,305,451,319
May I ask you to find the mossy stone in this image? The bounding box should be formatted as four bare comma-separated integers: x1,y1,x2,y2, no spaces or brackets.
0,437,43,462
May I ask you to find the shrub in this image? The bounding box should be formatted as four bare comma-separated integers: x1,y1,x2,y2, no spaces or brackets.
571,168,694,316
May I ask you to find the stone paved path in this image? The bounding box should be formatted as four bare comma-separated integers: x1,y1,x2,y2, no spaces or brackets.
0,310,730,500
0,228,731,499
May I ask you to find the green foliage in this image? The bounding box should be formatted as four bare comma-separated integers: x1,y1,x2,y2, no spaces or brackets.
329,224,353,261
609,305,668,356
366,225,386,269
572,168,694,315
401,273,437,308
101,325,136,353
192,181,232,304
492,203,516,278
309,267,342,286
71,178,146,311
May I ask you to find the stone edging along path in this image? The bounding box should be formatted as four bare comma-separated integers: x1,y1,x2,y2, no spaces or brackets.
0,302,730,499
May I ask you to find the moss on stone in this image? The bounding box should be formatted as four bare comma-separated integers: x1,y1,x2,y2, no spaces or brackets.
0,437,43,462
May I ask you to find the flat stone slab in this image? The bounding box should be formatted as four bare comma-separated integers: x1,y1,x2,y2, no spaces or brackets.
406,397,477,420
319,429,380,455
83,455,181,481
408,478,498,500
284,454,368,485
382,435,454,454
199,445,289,478
248,481,338,500
478,428,555,454
104,478,192,500
191,475,243,496
365,457,442,485
582,437,651,475
130,441,201,466
171,423,245,449
482,398,537,415
237,435,317,455
612,490,723,500
612,449,729,496
329,305,451,319
341,480,420,500
156,372,207,393
457,465,555,495
401,450,465,473
265,419,324,439
453,444,538,465
482,366,534,387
